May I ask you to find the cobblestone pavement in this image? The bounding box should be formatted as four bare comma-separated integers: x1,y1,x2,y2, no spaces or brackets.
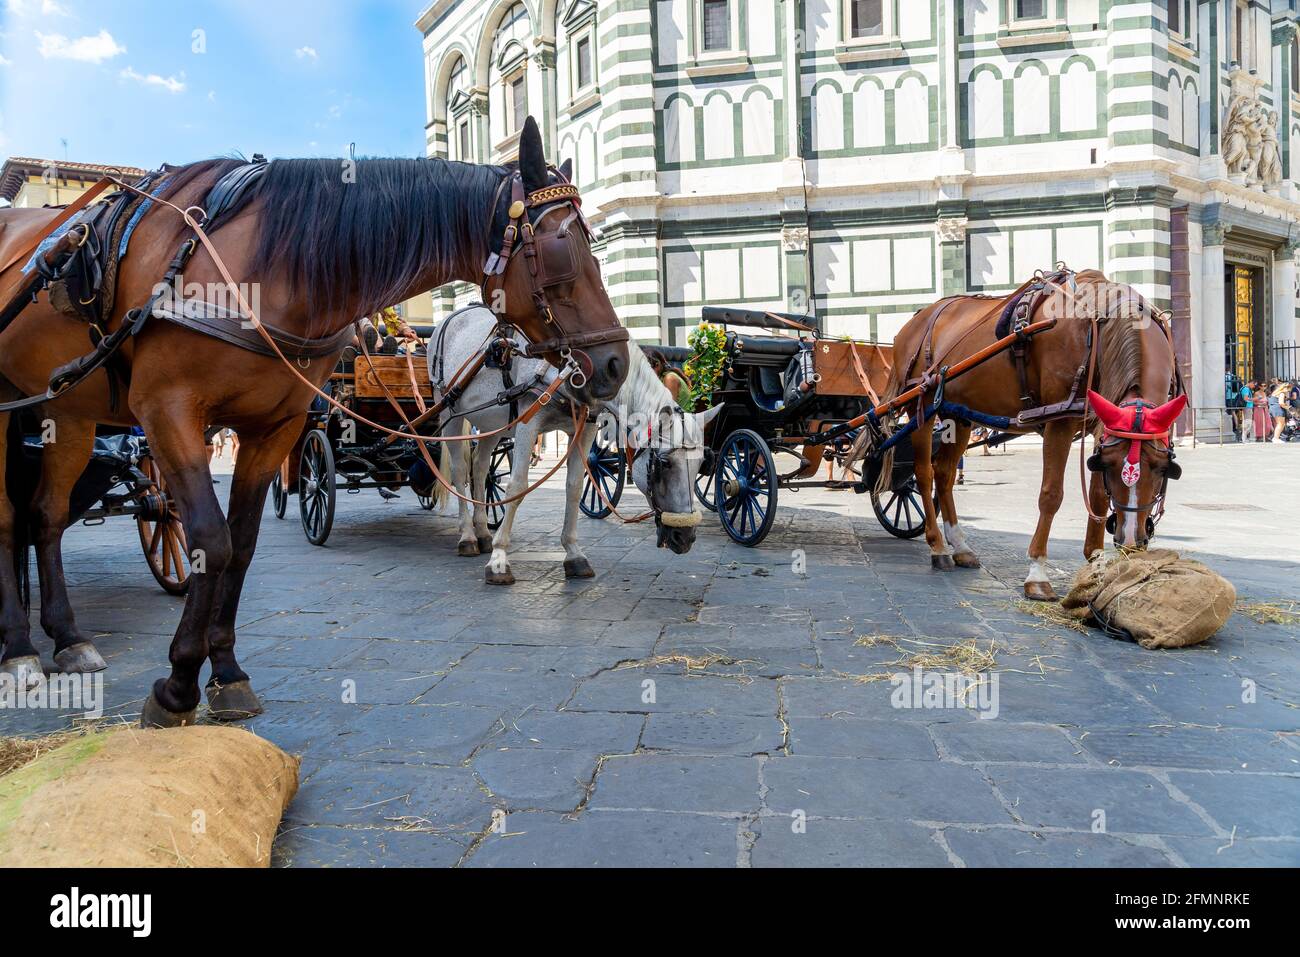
6,441,1299,867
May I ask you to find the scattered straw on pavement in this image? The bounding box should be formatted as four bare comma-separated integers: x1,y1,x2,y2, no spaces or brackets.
1235,600,1300,626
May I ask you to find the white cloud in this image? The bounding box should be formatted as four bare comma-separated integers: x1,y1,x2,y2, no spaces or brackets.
294,46,317,60
0,53,10,67
6,0,68,14
121,66,186,94
35,29,125,64
207,90,216,102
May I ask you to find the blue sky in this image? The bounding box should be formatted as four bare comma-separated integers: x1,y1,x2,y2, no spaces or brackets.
0,0,430,169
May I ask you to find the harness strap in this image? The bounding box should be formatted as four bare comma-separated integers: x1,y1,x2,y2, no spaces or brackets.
0,176,116,279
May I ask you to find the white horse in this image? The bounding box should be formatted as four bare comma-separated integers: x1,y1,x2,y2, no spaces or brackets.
428,305,718,585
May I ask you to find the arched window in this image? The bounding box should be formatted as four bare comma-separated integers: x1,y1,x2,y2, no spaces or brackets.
445,55,471,160
490,1,532,144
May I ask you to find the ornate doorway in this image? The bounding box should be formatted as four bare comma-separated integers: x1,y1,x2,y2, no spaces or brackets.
1224,263,1264,385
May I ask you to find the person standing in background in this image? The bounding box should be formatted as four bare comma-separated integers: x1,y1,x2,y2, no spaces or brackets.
1251,381,1271,441
1269,379,1292,442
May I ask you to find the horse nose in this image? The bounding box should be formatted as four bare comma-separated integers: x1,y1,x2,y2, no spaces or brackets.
603,352,625,395
584,343,627,401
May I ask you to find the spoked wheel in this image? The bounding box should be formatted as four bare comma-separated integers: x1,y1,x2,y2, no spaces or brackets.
136,455,192,595
485,443,513,531
715,429,778,547
695,465,717,512
872,476,928,539
298,429,336,546
579,434,626,519
271,470,288,518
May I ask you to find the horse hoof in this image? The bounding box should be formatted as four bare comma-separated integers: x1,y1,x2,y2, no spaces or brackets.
953,551,982,570
0,655,45,691
140,691,197,729
457,540,480,557
485,567,515,586
206,680,264,721
477,535,495,555
1023,580,1058,602
930,554,956,571
53,642,108,674
564,557,596,579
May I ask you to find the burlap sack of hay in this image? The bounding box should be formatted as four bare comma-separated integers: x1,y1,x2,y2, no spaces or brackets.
1061,548,1236,649
0,725,299,867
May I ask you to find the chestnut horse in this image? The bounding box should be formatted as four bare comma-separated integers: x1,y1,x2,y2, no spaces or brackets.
885,269,1185,599
0,117,630,725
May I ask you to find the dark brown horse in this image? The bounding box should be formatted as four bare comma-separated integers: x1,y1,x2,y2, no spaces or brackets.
0,117,629,725
885,269,1184,600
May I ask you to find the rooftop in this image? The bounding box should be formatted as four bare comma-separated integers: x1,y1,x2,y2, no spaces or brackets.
0,156,149,204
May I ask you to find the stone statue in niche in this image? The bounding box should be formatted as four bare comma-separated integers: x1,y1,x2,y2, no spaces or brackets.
1257,110,1283,188
1221,90,1283,188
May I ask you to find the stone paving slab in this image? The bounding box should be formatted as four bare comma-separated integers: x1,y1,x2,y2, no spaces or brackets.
5,442,1299,866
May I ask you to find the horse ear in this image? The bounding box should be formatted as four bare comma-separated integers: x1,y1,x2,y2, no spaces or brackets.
695,404,723,429
519,116,548,192
1146,394,1188,433
1088,391,1125,431
558,158,574,183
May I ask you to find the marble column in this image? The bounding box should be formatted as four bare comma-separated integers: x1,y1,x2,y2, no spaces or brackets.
1273,240,1299,351
937,215,968,298
1198,223,1228,440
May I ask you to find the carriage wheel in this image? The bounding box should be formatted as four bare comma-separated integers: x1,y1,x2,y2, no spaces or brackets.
136,456,192,595
872,476,928,539
579,433,626,520
715,429,778,547
486,443,514,531
694,467,717,512
271,471,288,519
298,429,336,546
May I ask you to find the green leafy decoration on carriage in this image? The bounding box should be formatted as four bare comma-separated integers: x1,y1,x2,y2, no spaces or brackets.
682,322,726,412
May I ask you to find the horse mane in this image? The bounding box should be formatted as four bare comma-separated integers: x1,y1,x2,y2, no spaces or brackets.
620,346,674,415
249,158,507,317
1082,271,1149,402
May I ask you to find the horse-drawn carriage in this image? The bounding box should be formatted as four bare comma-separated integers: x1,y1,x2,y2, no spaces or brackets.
270,345,513,545
14,417,191,597
580,307,928,547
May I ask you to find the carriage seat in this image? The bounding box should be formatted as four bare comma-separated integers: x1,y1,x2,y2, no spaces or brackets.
726,335,810,412
725,332,801,367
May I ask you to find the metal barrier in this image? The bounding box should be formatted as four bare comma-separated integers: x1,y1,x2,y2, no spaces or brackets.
1189,407,1231,448
1275,340,1299,381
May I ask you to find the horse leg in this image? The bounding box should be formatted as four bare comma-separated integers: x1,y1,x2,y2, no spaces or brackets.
30,413,105,673
562,422,596,579
134,408,232,727
205,416,304,720
468,436,496,555
1024,420,1075,601
449,420,480,557
934,422,979,569
1083,457,1109,560
0,400,43,690
911,422,952,570
486,423,535,586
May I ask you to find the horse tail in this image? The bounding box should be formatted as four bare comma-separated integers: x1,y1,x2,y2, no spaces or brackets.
4,412,33,611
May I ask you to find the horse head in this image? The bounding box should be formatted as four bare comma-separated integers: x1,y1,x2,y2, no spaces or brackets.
487,117,629,405
626,404,721,554
1087,391,1187,549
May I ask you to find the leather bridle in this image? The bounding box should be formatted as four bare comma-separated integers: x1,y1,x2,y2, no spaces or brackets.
1087,398,1183,535
480,168,629,388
